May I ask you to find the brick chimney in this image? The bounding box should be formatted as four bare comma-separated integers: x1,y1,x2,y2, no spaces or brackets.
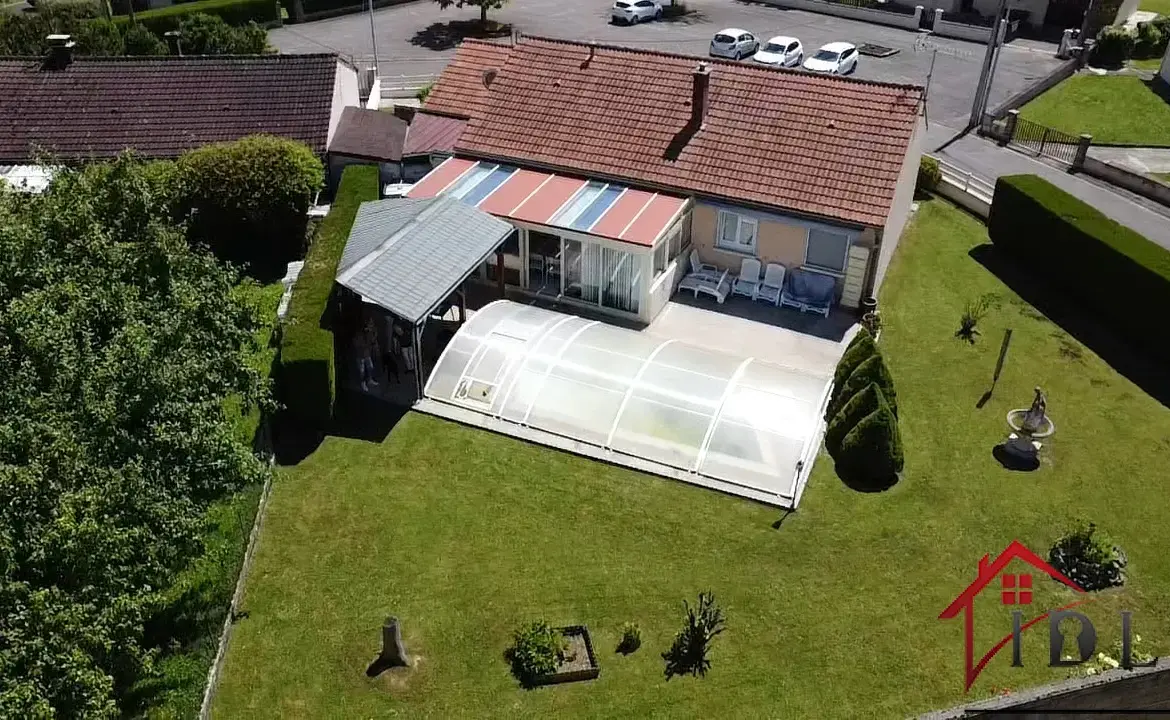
691,62,711,128
164,30,183,56
44,34,75,70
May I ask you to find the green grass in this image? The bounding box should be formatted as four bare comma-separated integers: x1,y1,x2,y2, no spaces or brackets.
128,280,283,719
1020,75,1170,146
212,199,1170,718
1130,56,1166,72
1139,0,1170,15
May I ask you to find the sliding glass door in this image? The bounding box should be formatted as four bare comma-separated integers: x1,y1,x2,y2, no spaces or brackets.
560,237,642,315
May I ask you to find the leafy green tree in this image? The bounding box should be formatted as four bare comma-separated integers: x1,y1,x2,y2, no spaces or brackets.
0,155,270,716
122,21,167,55
834,393,903,490
76,18,125,55
178,13,269,55
433,0,509,26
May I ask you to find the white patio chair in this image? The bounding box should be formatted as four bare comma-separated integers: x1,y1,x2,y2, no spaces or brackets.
754,263,786,306
689,249,721,280
732,257,761,299
678,269,731,304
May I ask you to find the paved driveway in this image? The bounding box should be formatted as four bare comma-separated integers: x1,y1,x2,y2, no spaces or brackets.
272,0,1063,137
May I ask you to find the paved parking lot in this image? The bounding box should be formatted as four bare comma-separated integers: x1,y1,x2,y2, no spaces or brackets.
272,0,1063,142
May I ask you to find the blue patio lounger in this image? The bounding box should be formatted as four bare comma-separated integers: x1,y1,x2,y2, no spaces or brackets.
780,267,836,317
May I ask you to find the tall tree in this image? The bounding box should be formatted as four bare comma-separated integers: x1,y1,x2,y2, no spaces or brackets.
433,0,509,26
0,156,270,716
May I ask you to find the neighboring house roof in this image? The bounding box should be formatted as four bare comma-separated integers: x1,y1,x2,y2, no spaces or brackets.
420,38,512,119
329,107,408,162
403,111,467,156
336,195,515,325
434,36,923,228
0,54,340,163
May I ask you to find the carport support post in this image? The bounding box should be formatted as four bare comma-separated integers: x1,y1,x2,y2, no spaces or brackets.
496,250,506,298
413,322,424,400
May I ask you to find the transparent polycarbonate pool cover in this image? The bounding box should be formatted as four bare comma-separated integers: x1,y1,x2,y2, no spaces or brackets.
421,301,833,507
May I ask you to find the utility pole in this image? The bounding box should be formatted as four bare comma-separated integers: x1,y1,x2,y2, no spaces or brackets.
367,0,380,76
967,0,1010,129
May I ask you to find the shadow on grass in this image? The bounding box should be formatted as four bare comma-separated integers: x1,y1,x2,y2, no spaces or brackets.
969,243,1170,409
1146,76,1170,106
836,466,900,493
410,19,512,52
992,443,1040,471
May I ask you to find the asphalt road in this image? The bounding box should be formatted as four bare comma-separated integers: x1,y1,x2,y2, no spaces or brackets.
271,0,1065,140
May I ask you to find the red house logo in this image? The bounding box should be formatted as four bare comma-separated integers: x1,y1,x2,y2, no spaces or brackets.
938,540,1091,690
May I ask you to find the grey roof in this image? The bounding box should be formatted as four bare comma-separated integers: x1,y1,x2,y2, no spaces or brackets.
336,195,515,324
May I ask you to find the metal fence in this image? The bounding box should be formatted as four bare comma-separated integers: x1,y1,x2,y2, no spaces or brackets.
1008,116,1082,165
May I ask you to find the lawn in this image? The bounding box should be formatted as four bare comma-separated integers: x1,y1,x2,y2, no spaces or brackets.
1130,56,1166,72
212,199,1170,719
1020,75,1170,146
1139,0,1170,15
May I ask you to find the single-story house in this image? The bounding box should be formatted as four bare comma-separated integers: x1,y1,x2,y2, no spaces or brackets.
0,36,359,165
407,35,925,325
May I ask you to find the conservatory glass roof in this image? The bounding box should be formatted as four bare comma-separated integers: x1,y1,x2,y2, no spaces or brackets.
418,301,833,508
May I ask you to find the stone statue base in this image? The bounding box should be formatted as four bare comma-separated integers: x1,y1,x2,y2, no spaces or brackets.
1004,432,1041,460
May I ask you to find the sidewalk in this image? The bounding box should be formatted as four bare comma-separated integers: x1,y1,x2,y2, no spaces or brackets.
936,133,1170,251
1087,146,1170,175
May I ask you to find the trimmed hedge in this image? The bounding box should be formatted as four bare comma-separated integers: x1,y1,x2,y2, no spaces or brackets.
825,383,883,458
988,174,1170,362
834,393,903,490
279,165,378,431
114,0,280,33
825,329,875,421
835,353,898,421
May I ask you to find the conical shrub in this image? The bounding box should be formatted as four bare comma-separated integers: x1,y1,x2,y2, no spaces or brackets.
825,383,883,458
834,393,903,491
825,329,876,421
827,351,897,422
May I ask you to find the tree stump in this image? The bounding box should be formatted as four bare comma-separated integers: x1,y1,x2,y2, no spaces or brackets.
380,616,411,668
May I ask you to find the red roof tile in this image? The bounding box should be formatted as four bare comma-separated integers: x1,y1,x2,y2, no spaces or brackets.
403,111,468,156
443,36,923,228
0,54,340,163
421,39,512,120
329,107,407,161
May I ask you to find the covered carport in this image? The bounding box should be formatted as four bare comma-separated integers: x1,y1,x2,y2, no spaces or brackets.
334,195,516,403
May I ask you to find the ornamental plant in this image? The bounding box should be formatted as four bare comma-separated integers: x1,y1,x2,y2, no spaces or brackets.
617,622,642,655
830,351,899,422
825,328,876,421
507,621,568,685
663,592,726,679
834,393,903,491
1048,523,1127,591
825,383,883,458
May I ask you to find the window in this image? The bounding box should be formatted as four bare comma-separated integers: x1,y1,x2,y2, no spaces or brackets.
654,241,668,276
635,0,653,6
788,42,799,53
805,227,852,274
716,210,758,254
552,182,606,227
447,163,496,199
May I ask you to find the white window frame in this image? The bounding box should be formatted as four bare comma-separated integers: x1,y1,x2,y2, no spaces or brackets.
803,227,852,276
715,210,758,255
653,241,668,277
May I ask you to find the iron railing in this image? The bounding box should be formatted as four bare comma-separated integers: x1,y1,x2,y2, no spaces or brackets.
1009,116,1082,165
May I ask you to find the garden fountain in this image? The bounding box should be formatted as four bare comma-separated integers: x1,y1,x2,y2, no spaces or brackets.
1004,387,1055,463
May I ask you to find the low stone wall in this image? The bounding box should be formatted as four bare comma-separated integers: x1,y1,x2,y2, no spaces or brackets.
986,58,1079,119
920,658,1170,718
756,0,923,30
1082,156,1170,209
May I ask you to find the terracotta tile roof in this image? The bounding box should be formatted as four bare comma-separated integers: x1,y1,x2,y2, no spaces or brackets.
403,111,467,156
420,38,512,119
0,54,339,163
445,36,924,228
329,107,407,161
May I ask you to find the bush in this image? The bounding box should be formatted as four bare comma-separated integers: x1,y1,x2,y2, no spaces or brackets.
1049,522,1127,591
177,12,269,53
1134,20,1167,59
988,174,1170,363
114,0,280,34
825,329,875,421
0,1,99,55
1093,26,1135,67
507,621,568,684
917,155,941,193
956,293,996,343
75,18,125,55
123,21,168,54
176,134,324,272
832,352,898,427
416,82,434,103
825,382,883,458
617,622,642,655
278,165,378,431
834,392,903,490
663,592,725,680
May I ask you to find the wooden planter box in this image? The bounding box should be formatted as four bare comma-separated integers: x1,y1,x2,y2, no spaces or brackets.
533,626,600,686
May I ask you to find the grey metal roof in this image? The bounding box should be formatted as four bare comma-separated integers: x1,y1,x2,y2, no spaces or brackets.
336,195,515,325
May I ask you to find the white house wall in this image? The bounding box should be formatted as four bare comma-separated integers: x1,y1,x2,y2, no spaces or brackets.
327,60,361,150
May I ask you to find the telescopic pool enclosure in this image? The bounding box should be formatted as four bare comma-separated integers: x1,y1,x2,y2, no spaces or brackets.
416,301,833,508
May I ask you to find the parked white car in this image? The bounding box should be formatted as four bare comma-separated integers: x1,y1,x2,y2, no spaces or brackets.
709,29,759,60
611,0,661,24
802,42,859,74
753,36,804,67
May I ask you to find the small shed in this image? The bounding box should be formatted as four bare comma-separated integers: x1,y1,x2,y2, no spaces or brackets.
326,107,410,192
334,195,517,402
